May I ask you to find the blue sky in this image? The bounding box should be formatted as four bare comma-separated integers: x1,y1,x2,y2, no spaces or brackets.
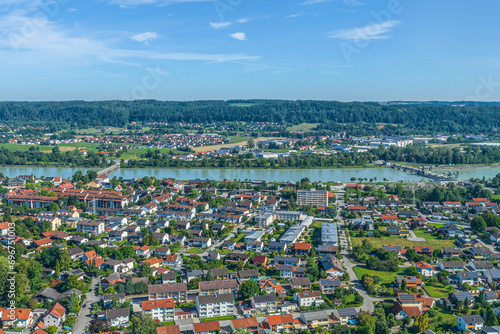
1,0,499,101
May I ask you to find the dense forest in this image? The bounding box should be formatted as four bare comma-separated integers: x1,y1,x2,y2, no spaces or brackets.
2,100,500,135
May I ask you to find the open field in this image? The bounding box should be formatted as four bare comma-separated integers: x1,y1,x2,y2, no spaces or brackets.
352,265,406,284
0,143,54,151
191,137,284,153
286,123,320,132
229,136,250,144
351,232,454,250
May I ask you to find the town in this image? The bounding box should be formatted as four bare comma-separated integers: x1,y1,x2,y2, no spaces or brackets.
0,169,499,334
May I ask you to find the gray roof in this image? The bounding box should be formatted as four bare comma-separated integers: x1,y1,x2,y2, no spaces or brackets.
34,287,60,300
106,307,130,319
291,277,312,287
459,315,484,324
300,310,330,322
337,307,358,317
488,269,500,279
197,293,234,305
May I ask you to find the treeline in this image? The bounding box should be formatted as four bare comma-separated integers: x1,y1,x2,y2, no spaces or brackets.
123,152,376,168
0,147,110,167
2,100,500,135
387,183,491,205
374,145,500,165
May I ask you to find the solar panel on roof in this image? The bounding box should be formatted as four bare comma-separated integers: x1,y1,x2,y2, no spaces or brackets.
400,294,415,301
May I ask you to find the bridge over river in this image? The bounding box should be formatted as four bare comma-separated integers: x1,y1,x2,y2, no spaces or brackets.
97,161,121,176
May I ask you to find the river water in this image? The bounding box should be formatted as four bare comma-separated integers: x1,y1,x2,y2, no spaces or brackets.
3,166,500,182
0,166,427,182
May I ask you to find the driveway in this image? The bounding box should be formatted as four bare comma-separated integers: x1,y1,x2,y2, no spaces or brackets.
73,278,100,334
407,229,426,242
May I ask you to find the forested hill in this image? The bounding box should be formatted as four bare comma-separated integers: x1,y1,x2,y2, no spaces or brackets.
2,100,500,135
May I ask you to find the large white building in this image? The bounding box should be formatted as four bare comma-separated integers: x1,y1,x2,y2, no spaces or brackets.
196,293,234,318
297,189,329,207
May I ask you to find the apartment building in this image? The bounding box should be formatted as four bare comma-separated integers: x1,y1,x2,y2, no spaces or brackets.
76,221,105,235
297,189,329,207
196,293,235,319
199,279,238,298
148,283,188,303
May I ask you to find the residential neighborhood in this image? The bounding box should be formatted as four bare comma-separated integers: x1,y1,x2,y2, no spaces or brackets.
2,173,500,334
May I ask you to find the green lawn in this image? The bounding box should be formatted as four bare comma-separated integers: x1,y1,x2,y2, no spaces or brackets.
352,265,406,284
186,248,201,253
425,285,456,298
492,195,500,201
286,123,320,132
311,221,323,229
351,233,454,250
232,233,245,242
429,223,445,228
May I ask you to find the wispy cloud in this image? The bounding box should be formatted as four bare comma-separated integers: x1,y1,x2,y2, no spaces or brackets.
238,18,250,23
285,13,307,19
230,32,246,41
131,32,158,43
298,0,331,5
328,20,400,40
209,21,231,29
106,0,214,8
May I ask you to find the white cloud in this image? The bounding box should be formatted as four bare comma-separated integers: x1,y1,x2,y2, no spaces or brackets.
328,20,400,40
131,32,158,43
230,32,246,41
209,21,231,29
298,0,331,5
238,18,249,23
67,8,78,12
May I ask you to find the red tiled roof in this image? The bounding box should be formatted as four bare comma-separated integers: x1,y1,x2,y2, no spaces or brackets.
193,321,221,333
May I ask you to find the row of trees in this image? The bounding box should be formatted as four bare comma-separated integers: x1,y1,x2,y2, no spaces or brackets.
3,100,500,135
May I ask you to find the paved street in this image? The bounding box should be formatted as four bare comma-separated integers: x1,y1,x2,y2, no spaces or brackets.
74,278,100,334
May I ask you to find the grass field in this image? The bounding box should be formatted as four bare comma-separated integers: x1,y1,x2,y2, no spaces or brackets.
229,136,249,144
351,232,454,250
352,265,406,284
492,195,500,201
425,284,455,298
0,143,54,151
186,248,201,253
286,123,320,132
